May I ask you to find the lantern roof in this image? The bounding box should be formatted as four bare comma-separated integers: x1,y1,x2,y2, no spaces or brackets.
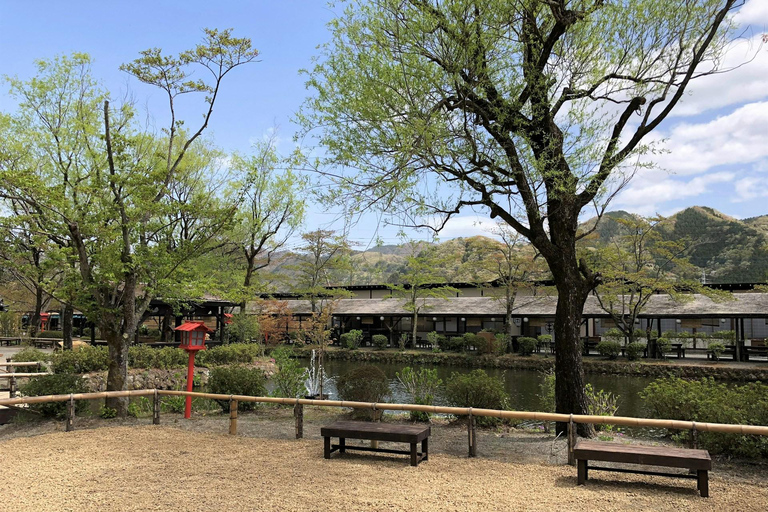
174,321,214,333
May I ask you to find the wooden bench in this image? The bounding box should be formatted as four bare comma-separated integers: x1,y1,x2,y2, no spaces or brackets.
574,441,711,497
321,420,430,467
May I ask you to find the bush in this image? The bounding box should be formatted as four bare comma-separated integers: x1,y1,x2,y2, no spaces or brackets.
517,337,537,356
625,342,645,361
10,347,50,366
50,345,109,374
208,365,267,411
640,377,768,457
596,340,621,360
372,334,388,350
271,346,307,398
445,369,510,426
426,331,444,350
538,370,556,432
341,329,364,350
708,342,726,360
396,367,442,422
336,365,390,420
602,328,624,342
197,343,263,366
472,333,505,355
128,346,186,369
19,374,90,418
36,330,63,339
585,383,620,431
227,313,260,344
398,333,408,351
656,337,672,357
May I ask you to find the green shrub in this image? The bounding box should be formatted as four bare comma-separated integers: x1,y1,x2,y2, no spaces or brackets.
445,369,510,426
336,365,390,420
10,347,50,367
127,397,152,418
371,334,388,350
625,342,645,361
348,329,363,349
585,383,620,431
18,374,90,418
208,365,267,411
640,377,768,457
396,366,442,422
596,340,621,360
708,342,726,360
398,332,408,351
128,346,187,369
339,333,352,349
50,345,109,374
473,333,504,355
426,331,444,350
227,313,260,343
197,343,263,366
271,346,307,398
656,337,672,357
602,328,624,342
99,406,118,419
517,337,537,356
36,330,64,339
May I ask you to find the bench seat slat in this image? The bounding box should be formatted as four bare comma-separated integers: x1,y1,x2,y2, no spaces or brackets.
574,441,711,470
321,421,430,443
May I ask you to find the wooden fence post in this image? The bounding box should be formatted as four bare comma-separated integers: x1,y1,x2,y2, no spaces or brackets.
567,415,575,466
468,409,477,457
294,402,303,439
66,395,75,432
229,398,238,435
153,389,160,425
9,375,16,399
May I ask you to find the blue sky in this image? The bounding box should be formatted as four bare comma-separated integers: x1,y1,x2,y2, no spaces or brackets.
1,1,768,246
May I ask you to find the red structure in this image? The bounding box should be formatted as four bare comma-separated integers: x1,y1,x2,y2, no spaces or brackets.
175,321,213,419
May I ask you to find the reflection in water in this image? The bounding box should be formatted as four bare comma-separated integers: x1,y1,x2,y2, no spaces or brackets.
302,359,655,419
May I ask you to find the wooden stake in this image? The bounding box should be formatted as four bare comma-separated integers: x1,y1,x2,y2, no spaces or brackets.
468,410,477,457
294,403,303,439
229,399,238,435
9,376,16,399
568,415,575,466
153,389,160,425
66,396,75,432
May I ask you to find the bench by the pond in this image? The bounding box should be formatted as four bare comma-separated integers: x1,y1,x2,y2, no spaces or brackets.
321,420,430,467
574,440,711,497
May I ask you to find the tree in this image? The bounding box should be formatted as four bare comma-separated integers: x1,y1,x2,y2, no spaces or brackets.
299,0,741,434
1,30,258,415
388,240,458,345
290,229,354,312
227,137,307,301
585,215,728,355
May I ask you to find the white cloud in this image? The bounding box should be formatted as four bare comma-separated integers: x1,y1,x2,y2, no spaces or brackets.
733,0,768,26
428,215,496,240
734,176,768,202
613,172,735,214
649,100,768,174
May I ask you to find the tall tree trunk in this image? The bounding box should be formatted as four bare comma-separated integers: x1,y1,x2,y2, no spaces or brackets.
412,310,418,349
104,323,129,416
29,286,44,338
62,302,73,350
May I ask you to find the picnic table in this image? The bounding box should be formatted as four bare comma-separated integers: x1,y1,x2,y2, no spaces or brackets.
321,420,430,466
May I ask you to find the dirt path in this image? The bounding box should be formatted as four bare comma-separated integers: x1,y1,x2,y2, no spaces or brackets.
1,415,767,511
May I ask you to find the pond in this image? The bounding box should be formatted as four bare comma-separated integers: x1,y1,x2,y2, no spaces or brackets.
300,359,655,420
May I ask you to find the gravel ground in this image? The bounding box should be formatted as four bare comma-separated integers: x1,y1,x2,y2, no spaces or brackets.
1,409,768,512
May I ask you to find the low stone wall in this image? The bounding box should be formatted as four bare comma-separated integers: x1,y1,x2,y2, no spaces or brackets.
295,347,768,382
82,367,211,392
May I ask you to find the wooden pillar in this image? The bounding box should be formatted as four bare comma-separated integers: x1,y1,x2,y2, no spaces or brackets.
9,375,16,398
740,317,746,362
229,399,238,435
294,403,303,439
734,317,741,361
467,411,477,457
568,415,576,466
90,322,96,345
153,390,161,425
66,396,75,432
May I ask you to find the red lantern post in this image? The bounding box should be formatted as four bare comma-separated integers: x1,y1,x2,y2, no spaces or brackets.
174,321,213,419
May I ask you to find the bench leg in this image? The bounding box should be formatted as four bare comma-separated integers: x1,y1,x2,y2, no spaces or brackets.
422,438,428,462
697,470,709,498
577,459,588,485
324,436,331,459
339,437,346,454
410,443,418,467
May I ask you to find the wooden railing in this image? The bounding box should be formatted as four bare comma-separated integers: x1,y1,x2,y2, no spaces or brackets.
2,389,768,464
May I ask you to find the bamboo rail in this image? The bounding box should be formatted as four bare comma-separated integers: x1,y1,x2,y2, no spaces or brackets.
0,372,51,378
2,389,768,459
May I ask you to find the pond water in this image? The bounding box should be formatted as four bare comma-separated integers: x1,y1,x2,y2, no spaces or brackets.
300,358,655,419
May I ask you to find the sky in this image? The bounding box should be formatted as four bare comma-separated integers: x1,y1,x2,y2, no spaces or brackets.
1,1,767,247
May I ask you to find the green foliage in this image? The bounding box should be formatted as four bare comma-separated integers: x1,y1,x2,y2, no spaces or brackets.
208,365,268,411
341,329,363,350
471,333,504,355
99,406,118,419
517,337,537,356
197,343,264,366
127,397,152,418
601,329,624,342
445,369,510,426
50,345,109,374
585,384,620,432
625,342,645,361
36,330,63,339
596,340,621,360
396,366,442,422
271,346,307,399
10,347,50,366
656,337,672,357
18,374,90,418
640,377,768,457
336,365,390,420
711,330,736,342
708,342,726,360
227,313,260,344
371,334,388,350
128,346,187,369
426,331,444,350
0,311,20,336
538,370,556,414
398,332,408,351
